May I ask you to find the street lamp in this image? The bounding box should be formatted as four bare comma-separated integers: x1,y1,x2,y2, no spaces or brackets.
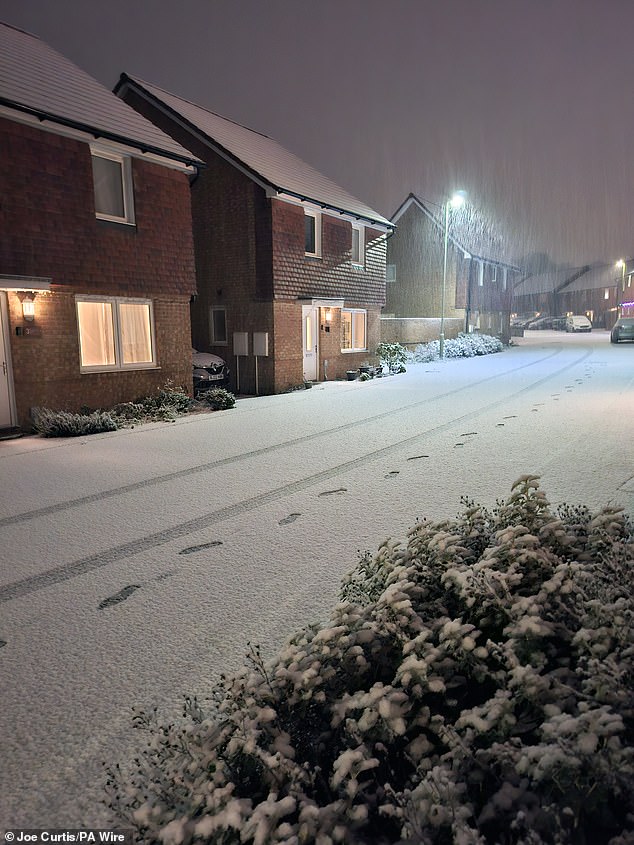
440,190,466,358
616,259,627,316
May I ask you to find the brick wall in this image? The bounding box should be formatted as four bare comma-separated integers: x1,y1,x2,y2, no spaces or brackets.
0,118,197,429
271,200,387,304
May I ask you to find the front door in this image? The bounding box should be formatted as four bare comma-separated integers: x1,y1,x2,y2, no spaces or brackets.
0,293,14,428
302,305,318,381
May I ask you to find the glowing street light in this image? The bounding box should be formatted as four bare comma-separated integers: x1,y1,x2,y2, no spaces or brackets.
440,190,466,359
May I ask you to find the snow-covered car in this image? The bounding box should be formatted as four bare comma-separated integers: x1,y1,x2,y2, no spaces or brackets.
192,349,230,395
610,317,634,344
565,315,592,333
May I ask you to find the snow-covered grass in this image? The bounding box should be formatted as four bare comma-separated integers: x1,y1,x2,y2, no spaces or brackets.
107,476,634,845
411,332,504,362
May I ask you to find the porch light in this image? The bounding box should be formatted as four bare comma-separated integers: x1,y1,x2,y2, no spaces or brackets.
22,293,36,321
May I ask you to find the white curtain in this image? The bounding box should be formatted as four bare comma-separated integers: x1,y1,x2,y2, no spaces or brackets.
77,301,115,367
119,302,152,364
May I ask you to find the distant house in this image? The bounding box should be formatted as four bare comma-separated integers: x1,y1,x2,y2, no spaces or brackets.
116,75,393,393
0,22,201,432
513,263,629,328
383,193,520,346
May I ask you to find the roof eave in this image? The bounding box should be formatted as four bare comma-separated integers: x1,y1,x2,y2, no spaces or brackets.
0,96,202,168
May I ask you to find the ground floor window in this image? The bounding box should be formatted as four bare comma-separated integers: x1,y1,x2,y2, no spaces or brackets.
210,306,228,344
76,296,155,371
342,308,367,352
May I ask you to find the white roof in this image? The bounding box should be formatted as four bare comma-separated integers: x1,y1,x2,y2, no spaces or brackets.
118,75,392,228
0,22,200,165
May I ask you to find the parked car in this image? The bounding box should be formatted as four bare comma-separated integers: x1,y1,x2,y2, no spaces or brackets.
565,315,592,333
610,317,634,344
192,349,230,394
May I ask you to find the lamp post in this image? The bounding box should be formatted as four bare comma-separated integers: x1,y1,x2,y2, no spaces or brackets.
440,191,466,358
616,259,627,317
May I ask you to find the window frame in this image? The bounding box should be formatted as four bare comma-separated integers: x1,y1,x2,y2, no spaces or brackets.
341,308,368,353
76,295,156,373
91,146,135,225
304,208,322,258
351,223,365,267
209,306,228,345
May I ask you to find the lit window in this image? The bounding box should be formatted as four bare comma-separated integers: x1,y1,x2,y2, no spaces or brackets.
304,209,321,257
605,288,610,300
210,307,228,344
341,308,367,351
76,296,155,371
91,148,135,223
351,223,365,266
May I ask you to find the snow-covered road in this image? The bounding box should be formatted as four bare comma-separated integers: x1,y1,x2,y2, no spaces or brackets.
1,329,633,829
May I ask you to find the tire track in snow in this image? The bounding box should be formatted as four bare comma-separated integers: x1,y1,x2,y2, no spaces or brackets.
0,348,565,529
0,348,594,604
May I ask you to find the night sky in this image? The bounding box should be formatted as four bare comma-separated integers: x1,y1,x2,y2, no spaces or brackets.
2,0,633,267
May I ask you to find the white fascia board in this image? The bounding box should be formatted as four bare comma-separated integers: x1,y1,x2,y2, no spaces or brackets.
0,104,197,174
0,274,51,291
276,192,391,231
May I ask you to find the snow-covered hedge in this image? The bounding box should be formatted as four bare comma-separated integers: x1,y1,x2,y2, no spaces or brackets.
412,332,503,363
107,477,634,844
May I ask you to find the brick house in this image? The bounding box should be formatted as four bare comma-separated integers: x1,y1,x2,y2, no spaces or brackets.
115,75,393,394
383,193,520,347
0,22,201,432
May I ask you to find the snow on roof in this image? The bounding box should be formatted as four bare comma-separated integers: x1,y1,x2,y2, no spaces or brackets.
0,21,200,165
514,263,618,296
117,74,392,228
391,193,519,269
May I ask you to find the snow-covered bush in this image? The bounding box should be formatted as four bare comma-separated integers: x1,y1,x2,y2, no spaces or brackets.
32,407,118,437
112,383,191,424
411,332,504,363
376,342,408,373
198,388,236,410
107,477,634,844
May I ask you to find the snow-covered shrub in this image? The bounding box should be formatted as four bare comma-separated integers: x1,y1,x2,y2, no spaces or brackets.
376,342,408,373
199,388,236,410
411,332,504,363
107,477,634,844
32,407,118,437
112,383,191,424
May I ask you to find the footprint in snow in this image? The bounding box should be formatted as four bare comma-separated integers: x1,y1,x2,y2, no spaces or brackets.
384,471,400,478
0,639,6,649
179,541,223,555
407,454,430,461
460,432,478,436
98,585,141,610
503,416,517,420
279,513,301,525
319,488,347,497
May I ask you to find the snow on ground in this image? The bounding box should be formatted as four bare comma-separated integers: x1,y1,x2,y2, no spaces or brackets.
1,329,633,829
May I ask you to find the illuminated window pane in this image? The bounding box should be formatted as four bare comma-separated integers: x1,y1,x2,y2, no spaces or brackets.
353,311,366,349
342,310,352,349
119,302,153,364
341,309,366,351
77,300,115,367
305,315,313,352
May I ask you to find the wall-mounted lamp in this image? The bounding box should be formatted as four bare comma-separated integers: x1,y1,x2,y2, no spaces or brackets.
325,308,332,322
21,292,36,321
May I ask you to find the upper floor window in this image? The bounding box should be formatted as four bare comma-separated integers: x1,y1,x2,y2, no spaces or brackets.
386,264,397,283
76,296,154,371
341,308,367,352
91,148,135,224
351,223,365,266
304,209,322,257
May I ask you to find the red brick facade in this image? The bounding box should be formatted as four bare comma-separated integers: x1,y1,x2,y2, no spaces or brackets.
117,88,389,395
0,117,196,428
